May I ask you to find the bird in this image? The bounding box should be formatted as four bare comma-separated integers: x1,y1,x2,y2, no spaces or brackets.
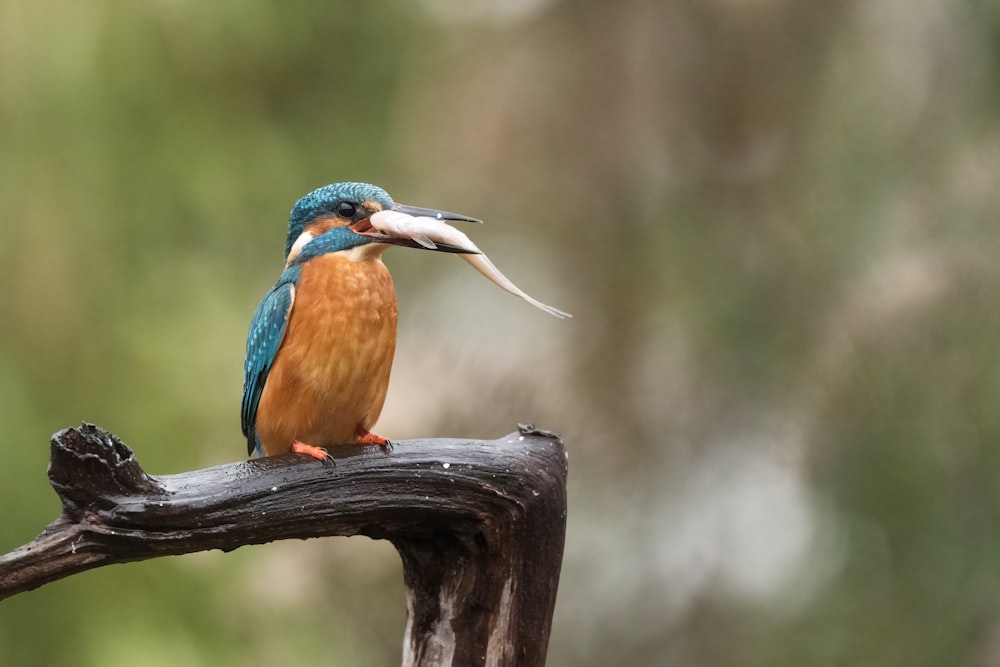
241,182,479,460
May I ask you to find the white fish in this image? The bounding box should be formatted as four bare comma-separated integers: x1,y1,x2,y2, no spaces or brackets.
370,210,572,319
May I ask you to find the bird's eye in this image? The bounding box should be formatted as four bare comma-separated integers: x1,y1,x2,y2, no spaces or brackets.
336,201,357,219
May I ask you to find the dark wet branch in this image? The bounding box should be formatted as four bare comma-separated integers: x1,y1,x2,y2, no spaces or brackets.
0,423,568,667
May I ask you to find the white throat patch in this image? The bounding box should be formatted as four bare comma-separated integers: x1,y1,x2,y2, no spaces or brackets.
285,231,314,266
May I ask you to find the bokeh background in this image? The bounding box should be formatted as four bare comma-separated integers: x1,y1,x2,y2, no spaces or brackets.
2,0,1000,665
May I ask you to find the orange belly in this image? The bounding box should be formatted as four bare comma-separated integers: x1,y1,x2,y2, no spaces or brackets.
255,252,397,456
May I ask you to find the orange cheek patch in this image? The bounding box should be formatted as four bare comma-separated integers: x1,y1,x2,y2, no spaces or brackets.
303,216,347,236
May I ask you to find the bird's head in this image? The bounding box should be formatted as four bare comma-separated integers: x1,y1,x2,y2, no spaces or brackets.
284,182,479,264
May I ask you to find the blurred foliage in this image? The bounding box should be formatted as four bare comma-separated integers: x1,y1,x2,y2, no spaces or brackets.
2,0,1000,665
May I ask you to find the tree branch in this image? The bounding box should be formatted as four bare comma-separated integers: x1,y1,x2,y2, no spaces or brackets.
0,423,568,667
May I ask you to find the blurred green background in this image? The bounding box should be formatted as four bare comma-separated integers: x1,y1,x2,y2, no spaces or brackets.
2,0,1000,665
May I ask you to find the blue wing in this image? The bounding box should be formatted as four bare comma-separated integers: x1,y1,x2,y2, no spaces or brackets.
241,266,300,456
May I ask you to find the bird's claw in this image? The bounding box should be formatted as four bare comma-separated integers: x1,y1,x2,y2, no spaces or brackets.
357,432,393,452
292,440,334,464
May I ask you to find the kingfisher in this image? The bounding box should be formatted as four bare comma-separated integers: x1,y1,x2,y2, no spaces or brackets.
241,182,478,460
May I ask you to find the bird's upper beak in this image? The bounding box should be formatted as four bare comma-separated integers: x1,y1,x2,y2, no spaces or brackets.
389,203,481,224
352,202,481,253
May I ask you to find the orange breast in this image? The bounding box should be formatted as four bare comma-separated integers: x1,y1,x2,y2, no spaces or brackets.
255,252,398,456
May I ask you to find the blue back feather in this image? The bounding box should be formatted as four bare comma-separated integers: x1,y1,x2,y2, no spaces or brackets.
241,265,300,455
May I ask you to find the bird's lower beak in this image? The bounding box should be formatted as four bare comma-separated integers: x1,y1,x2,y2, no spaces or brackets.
352,202,481,253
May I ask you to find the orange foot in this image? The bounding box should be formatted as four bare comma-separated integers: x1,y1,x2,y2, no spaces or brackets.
357,432,393,451
292,440,333,463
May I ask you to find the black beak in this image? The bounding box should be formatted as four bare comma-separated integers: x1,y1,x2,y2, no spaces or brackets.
391,202,482,224
375,235,475,254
